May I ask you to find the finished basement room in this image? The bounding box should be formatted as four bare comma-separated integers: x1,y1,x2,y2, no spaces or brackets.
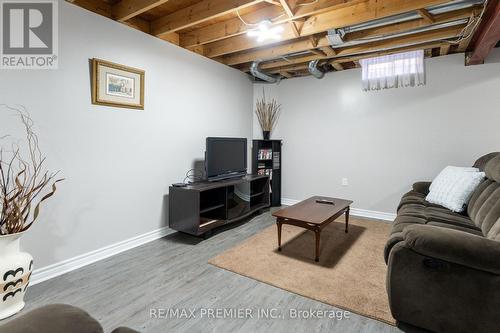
1,0,499,332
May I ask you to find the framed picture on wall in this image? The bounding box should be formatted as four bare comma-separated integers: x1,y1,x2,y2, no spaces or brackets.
91,58,145,110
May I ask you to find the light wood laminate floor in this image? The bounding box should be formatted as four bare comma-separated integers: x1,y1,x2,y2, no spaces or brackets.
23,210,403,333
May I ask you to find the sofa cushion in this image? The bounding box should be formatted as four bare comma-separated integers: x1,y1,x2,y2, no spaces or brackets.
398,190,443,211
0,304,103,333
485,154,500,183
391,203,480,243
473,152,500,171
425,166,485,213
427,222,484,236
465,154,500,239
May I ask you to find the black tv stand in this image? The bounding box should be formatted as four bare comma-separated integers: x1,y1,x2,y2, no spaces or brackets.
169,174,270,236
207,172,246,182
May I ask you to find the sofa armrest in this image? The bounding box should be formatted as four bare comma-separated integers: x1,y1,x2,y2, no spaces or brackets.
402,224,500,275
111,327,141,333
412,181,431,195
0,304,103,333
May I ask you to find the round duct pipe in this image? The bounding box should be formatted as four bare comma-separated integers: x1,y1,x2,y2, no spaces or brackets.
308,60,325,79
250,61,281,83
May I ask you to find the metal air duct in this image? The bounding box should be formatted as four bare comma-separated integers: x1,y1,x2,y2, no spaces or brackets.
308,60,326,79
250,61,281,83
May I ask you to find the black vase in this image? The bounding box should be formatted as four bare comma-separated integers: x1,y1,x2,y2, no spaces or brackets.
262,131,270,140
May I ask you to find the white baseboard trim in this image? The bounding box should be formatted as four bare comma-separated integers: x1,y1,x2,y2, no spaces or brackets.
31,202,395,285
31,227,173,286
281,198,396,222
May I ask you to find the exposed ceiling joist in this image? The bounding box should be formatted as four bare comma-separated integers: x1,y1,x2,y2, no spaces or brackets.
68,0,111,17
310,49,327,56
123,16,152,33
113,0,169,22
346,6,479,41
222,21,465,66
320,46,337,57
264,41,445,74
290,21,301,37
333,24,463,58
332,62,344,71
67,0,490,80
69,0,152,33
440,43,451,55
152,0,263,37
280,71,293,78
417,8,435,24
279,0,295,17
239,38,447,73
179,0,361,48
203,0,452,58
466,0,500,65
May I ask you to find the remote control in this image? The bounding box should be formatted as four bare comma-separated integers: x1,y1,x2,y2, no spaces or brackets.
316,199,335,205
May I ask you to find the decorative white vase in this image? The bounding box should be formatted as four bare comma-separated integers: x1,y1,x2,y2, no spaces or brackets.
0,232,33,320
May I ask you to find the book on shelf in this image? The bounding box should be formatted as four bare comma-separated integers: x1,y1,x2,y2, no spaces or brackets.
258,149,273,160
257,169,272,178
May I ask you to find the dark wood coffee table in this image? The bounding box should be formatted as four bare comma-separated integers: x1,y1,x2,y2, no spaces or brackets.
272,196,353,262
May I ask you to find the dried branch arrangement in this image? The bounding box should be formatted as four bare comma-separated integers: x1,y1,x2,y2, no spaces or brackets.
0,106,63,235
255,90,281,132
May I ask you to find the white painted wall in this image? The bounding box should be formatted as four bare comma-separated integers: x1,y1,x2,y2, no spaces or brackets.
0,1,253,268
254,49,500,214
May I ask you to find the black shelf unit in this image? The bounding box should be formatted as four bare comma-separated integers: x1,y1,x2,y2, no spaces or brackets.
169,175,270,236
252,139,282,207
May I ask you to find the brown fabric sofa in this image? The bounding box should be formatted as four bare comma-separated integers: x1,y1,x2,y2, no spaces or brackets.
384,153,500,333
0,304,140,333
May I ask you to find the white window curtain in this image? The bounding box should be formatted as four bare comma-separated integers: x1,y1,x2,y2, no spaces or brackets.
360,50,425,91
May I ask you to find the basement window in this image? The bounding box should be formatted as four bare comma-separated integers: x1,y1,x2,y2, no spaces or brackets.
360,50,425,91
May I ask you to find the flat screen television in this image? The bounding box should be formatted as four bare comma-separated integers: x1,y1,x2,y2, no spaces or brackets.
206,137,247,181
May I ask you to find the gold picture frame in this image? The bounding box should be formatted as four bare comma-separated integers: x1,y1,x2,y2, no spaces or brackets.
91,58,145,110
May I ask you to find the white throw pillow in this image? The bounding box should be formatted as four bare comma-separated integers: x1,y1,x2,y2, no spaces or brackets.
426,166,485,213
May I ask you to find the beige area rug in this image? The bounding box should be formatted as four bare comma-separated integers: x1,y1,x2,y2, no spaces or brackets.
208,217,395,325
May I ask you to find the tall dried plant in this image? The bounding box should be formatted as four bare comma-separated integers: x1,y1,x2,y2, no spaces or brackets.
0,106,63,235
255,90,281,132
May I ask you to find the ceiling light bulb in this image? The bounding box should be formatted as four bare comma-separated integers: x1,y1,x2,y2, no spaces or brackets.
247,20,283,42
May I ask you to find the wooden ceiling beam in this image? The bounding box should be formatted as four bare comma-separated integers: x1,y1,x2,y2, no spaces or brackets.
280,71,294,78
265,0,282,6
67,0,152,34
439,43,451,55
67,0,111,17
237,54,320,71
346,6,478,41
204,0,452,58
319,46,337,57
270,63,309,73
310,49,327,56
328,41,446,64
466,0,500,65
298,0,451,37
290,21,301,37
179,0,360,48
223,22,464,65
334,24,463,58
456,10,482,52
180,6,283,47
332,62,344,71
417,8,435,24
279,0,295,17
113,0,169,22
240,40,449,72
152,0,263,37
123,16,152,33
160,32,180,45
